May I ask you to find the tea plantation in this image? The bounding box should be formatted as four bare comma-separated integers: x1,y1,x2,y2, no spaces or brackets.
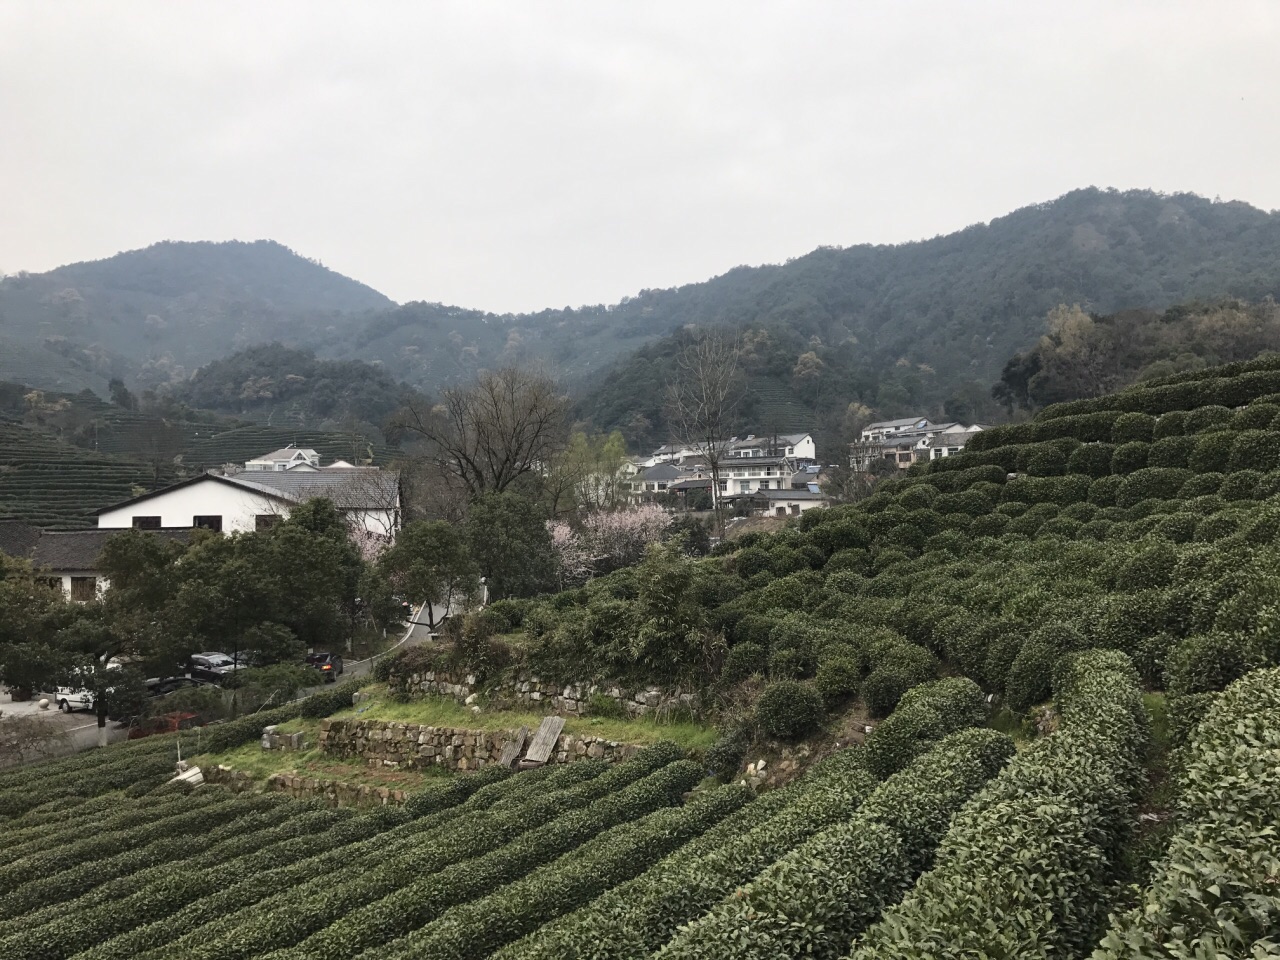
0,406,392,529
4,355,1280,956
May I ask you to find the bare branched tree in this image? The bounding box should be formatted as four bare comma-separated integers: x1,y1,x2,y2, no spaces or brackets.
393,366,569,504
665,330,744,538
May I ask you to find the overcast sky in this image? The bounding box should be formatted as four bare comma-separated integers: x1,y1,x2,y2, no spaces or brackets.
2,2,1278,313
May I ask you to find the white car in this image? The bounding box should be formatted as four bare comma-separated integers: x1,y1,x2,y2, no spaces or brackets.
49,659,122,713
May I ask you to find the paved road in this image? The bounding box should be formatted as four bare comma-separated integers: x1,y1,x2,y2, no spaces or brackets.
0,601,449,769
0,695,129,768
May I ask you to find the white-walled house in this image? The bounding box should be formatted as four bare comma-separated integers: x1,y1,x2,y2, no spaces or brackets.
244,446,321,471
0,521,191,601
95,467,401,538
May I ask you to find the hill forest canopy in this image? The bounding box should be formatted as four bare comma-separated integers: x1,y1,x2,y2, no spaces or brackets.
4,188,1280,449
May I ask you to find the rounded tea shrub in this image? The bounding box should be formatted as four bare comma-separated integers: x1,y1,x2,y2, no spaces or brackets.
1184,404,1233,434
1188,431,1237,474
720,642,767,684
754,680,824,740
767,647,808,680
1219,470,1263,501
1111,441,1150,475
814,655,860,708
1228,431,1280,473
1152,410,1187,439
1148,435,1196,469
1067,443,1115,478
1088,475,1123,507
1231,402,1279,430
1179,472,1224,497
1111,412,1156,444
1025,447,1068,477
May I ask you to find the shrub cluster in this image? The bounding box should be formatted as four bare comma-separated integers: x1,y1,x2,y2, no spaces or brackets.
1094,667,1280,957
657,729,1014,960
852,650,1149,958
490,747,877,960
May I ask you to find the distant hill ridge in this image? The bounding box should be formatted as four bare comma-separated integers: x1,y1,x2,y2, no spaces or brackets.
3,188,1279,450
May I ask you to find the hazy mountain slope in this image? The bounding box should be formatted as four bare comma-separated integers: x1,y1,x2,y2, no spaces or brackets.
4,188,1279,441
0,240,392,393
568,188,1280,450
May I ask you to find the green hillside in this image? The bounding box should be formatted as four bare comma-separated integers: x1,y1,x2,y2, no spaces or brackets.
0,240,392,395
0,421,181,529
6,189,1280,442
0,384,393,528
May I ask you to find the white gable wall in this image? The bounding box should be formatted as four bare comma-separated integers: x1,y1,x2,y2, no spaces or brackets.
97,478,282,534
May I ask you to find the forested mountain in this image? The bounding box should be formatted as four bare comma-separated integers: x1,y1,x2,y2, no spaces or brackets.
4,189,1280,452
174,343,416,428
569,188,1280,452
0,240,391,394
993,299,1280,414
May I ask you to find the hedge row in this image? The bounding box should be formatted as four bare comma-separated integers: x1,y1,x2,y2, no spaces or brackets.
493,747,877,960
0,748,179,818
78,760,577,960
657,729,1014,960
0,787,203,866
140,745,685,960
851,650,1150,958
3,805,356,959
1036,368,1280,420
1093,667,1280,957
863,677,987,778
0,788,245,899
375,785,751,960
0,793,289,920
262,760,711,960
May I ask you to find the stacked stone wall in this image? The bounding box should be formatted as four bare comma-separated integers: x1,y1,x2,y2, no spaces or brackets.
317,718,640,771
390,669,699,719
203,762,408,807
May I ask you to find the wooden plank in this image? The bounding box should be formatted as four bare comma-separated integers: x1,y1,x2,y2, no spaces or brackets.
497,726,528,769
522,716,565,766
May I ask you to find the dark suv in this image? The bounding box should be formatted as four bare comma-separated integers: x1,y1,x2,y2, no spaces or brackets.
305,652,344,683
188,652,239,684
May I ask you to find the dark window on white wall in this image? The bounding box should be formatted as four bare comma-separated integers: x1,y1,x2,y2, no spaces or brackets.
132,516,161,529
193,515,223,532
70,576,96,601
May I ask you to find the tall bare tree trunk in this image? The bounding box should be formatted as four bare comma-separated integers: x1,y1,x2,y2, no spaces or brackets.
666,331,744,540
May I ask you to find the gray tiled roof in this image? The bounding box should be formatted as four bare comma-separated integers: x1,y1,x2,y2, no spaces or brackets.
249,447,318,462
865,416,932,431
640,463,685,482
0,521,42,560
31,528,192,572
230,469,399,508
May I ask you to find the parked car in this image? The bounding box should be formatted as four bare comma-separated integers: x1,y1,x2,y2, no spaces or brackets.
305,652,344,683
51,660,122,713
187,653,239,685
145,675,204,697
127,711,207,740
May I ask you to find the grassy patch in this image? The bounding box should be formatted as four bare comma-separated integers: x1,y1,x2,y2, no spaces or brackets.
188,687,718,788
333,686,719,752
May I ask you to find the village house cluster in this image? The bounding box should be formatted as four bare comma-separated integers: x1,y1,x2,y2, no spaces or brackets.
625,432,826,517
849,417,987,472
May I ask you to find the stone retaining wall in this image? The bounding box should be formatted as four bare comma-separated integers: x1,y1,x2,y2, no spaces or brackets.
391,669,699,719
204,763,407,807
260,726,306,751
318,718,641,771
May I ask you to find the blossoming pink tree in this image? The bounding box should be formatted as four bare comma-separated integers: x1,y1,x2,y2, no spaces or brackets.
548,504,672,587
